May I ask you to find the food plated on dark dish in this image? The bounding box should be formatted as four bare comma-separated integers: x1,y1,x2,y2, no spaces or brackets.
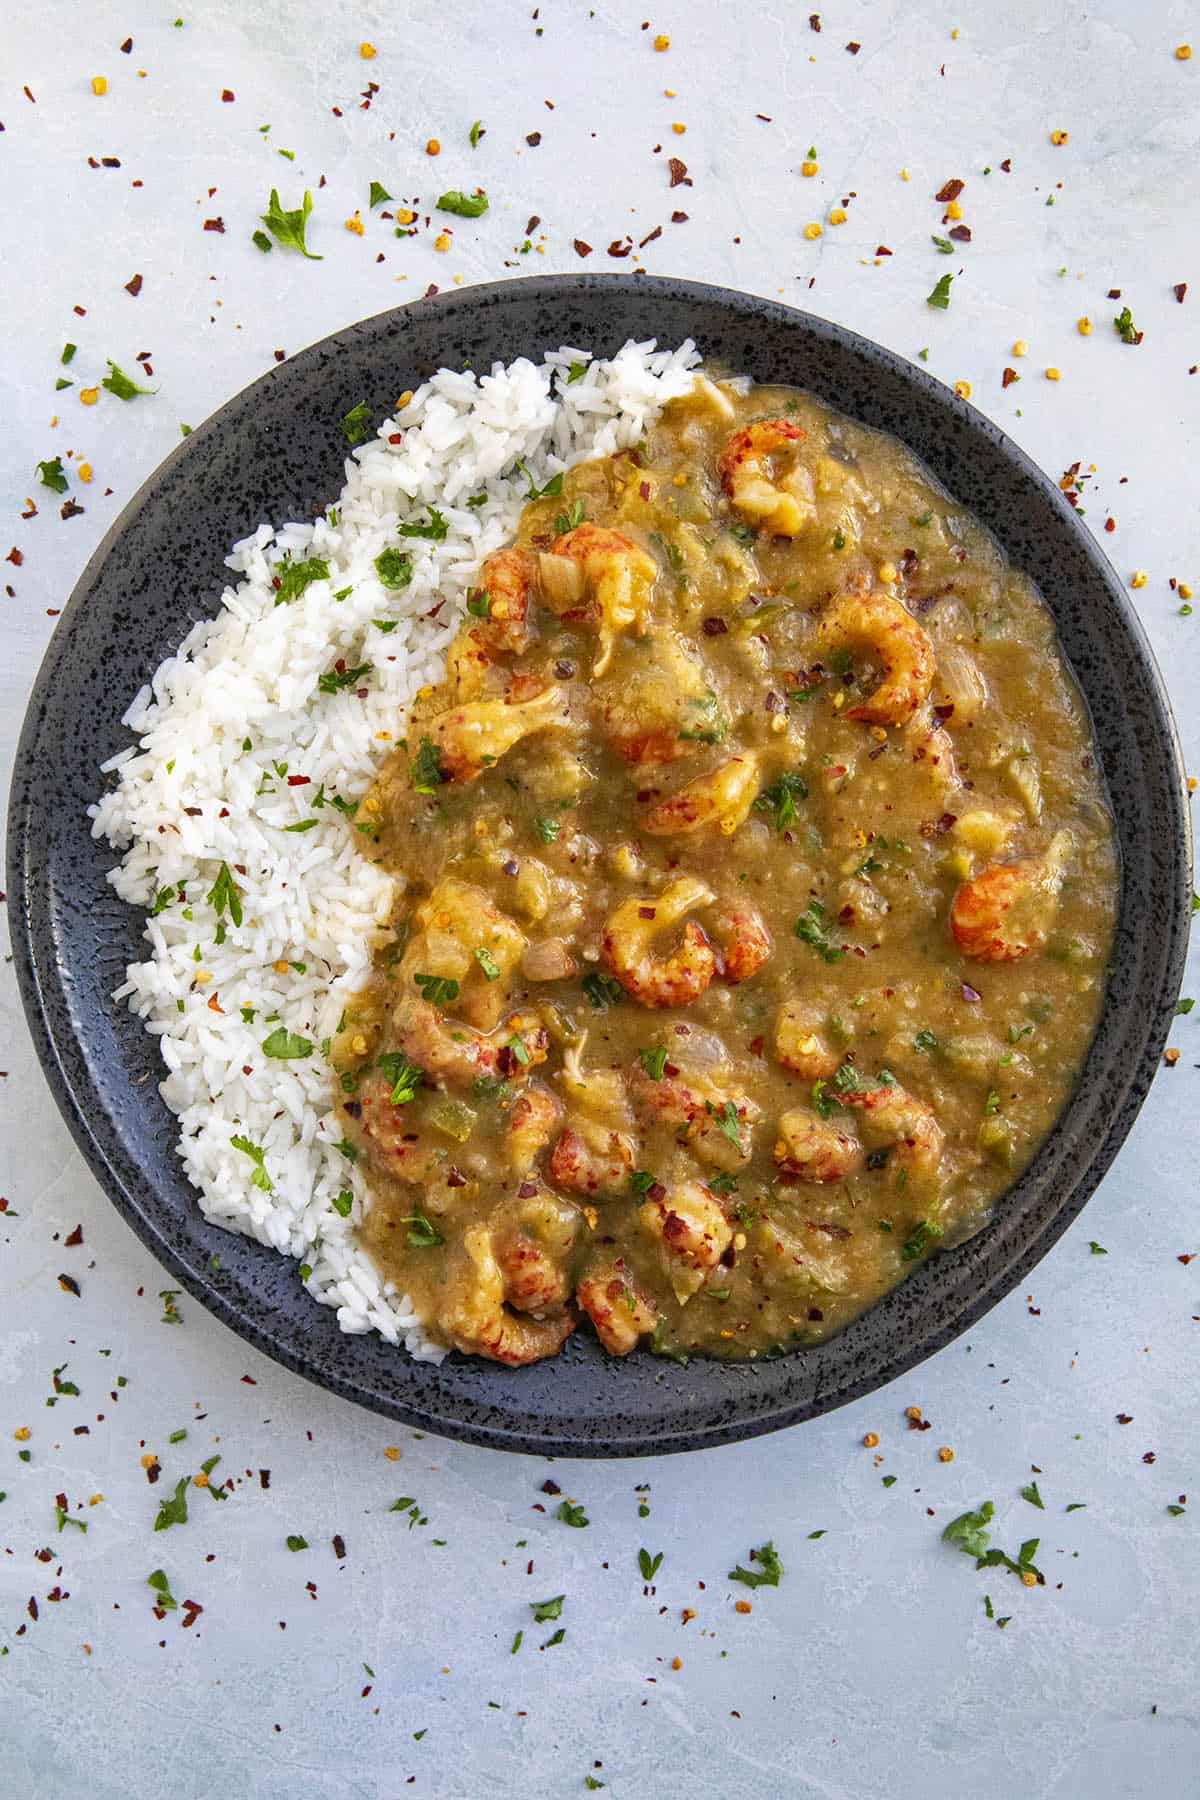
9,278,1188,1453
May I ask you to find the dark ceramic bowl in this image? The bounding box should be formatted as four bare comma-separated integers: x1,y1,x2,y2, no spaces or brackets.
7,276,1192,1456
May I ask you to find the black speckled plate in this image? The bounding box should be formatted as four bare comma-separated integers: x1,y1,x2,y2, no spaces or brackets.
7,276,1192,1456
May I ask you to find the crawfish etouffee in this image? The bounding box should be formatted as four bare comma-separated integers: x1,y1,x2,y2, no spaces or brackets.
331,374,1117,1365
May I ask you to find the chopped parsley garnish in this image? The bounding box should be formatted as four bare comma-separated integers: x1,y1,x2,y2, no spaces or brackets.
1089,1241,1108,1255
375,547,413,589
206,861,243,927
436,188,489,217
402,1210,444,1248
514,458,564,501
410,735,447,793
378,1052,424,1104
153,1476,190,1533
283,818,319,832
812,1077,833,1119
914,1029,939,1054
900,1219,943,1261
931,234,955,253
103,360,156,400
474,946,502,981
36,456,69,494
469,119,485,149
707,1172,738,1194
261,187,321,258
566,360,589,382
795,900,844,963
629,1170,657,1197
339,400,373,444
329,1190,354,1218
530,1594,564,1621
637,1548,663,1581
151,885,176,916
729,521,757,545
1175,997,1194,1016
1020,1480,1045,1510
261,1027,314,1060
230,1134,272,1192
533,815,561,843
831,526,847,551
926,273,954,310
639,1047,669,1080
61,342,77,365
942,1501,1042,1581
147,1568,177,1609
466,586,491,616
582,970,623,1009
754,769,808,832
414,973,459,1005
729,1540,783,1588
556,1500,589,1528
399,508,449,541
554,497,586,535
251,228,273,252
708,1100,743,1148
318,661,372,694
1114,305,1141,344
286,1534,308,1551
368,180,393,208
274,555,330,604
983,1088,1001,1116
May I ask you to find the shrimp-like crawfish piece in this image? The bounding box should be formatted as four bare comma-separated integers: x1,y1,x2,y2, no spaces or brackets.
775,1001,843,1081
718,418,812,537
601,874,717,1008
391,997,501,1092
441,1225,574,1364
817,589,934,728
640,1180,733,1303
774,1109,864,1184
471,546,535,656
350,1067,442,1182
407,876,525,1031
640,754,761,838
711,902,772,985
630,1065,761,1169
576,1261,658,1356
495,1188,579,1316
425,684,569,783
950,833,1070,963
548,1119,637,1196
838,1082,944,1180
550,523,658,677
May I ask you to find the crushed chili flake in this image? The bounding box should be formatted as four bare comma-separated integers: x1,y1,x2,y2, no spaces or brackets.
935,178,964,203
221,88,235,102
58,1272,81,1295
639,225,663,247
65,1224,83,1246
572,239,592,258
607,239,632,257
1002,367,1019,388
120,36,133,52
1174,282,1188,304
526,132,541,146
949,225,971,242
203,217,225,233
125,272,143,296
671,210,689,223
809,12,821,28
875,244,892,256
668,157,691,188
332,1534,347,1559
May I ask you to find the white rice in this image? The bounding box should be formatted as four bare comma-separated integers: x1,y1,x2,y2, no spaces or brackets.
89,338,700,1358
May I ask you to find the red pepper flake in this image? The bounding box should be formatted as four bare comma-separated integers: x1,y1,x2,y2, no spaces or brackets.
65,1223,83,1247
638,905,657,920
23,85,36,103
949,225,971,242
27,1597,38,1622
671,210,689,223
875,244,892,256
809,12,821,28
221,88,235,102
1174,282,1188,304
240,1373,257,1384
541,1478,562,1495
1178,1252,1195,1265
517,1179,539,1199
125,272,143,296
1103,516,1116,532
332,1534,347,1560
259,1469,271,1488
935,178,964,204
1116,1413,1133,1424
5,546,22,567
526,214,541,234
573,239,593,257
638,225,662,248
1002,367,1019,389
73,303,87,316
845,40,861,53
101,156,121,168
120,35,133,52
21,501,37,520
1143,1450,1157,1463
646,1181,667,1204
702,616,728,636
180,1599,204,1628
203,217,225,233
607,238,632,258
57,1272,81,1295
1107,288,1122,300
526,131,541,146
286,774,310,786
274,349,286,363
668,157,691,188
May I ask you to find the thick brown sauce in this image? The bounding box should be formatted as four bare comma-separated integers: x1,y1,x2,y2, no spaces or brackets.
332,376,1117,1365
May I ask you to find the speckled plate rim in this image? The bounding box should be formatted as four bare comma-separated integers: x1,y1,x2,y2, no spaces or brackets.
7,274,1193,1457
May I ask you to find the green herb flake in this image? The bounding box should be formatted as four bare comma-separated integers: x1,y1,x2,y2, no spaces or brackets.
566,360,589,383
378,1052,424,1105
339,400,372,443
102,359,156,400
554,497,586,535
466,586,491,617
882,1474,898,1488
914,1028,939,1054
399,508,449,541
1174,997,1194,1016
469,119,485,148
410,736,446,794
368,181,393,208
926,273,954,310
436,189,489,218
413,973,459,1006
231,1134,273,1192
153,1476,190,1533
556,1500,589,1528
795,900,844,963
402,1210,444,1249
1089,1240,1108,1255
729,1540,783,1589
61,342,77,365
533,815,561,843
637,1548,663,1581
755,769,808,832
147,1568,177,1609
901,1219,943,1261
261,1027,314,1060
36,457,69,494
639,1046,669,1081
286,1534,308,1551
251,228,273,253
1021,1480,1045,1511
374,547,414,591
510,1629,523,1653
931,234,955,254
318,660,372,695
514,459,565,501
530,1593,564,1621
582,970,623,1010
329,1190,354,1219
1114,305,1141,345
261,187,322,258
274,555,330,605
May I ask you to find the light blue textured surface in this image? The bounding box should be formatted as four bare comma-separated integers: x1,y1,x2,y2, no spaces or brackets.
1,3,1196,1795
